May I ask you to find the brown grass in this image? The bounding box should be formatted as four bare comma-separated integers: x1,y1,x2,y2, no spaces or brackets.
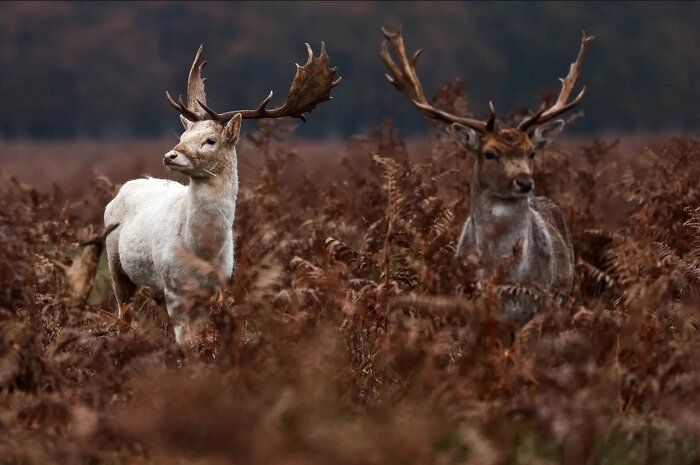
1,120,699,464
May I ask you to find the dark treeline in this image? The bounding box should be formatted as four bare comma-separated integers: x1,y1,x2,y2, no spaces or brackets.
1,1,698,139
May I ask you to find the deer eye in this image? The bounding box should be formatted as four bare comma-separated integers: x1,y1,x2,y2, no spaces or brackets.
205,137,216,146
529,150,536,159
484,149,498,161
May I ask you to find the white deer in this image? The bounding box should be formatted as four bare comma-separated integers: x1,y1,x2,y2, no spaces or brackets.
381,28,593,326
105,44,340,343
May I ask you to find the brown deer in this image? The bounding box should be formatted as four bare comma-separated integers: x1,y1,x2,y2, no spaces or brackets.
105,44,340,343
381,27,593,326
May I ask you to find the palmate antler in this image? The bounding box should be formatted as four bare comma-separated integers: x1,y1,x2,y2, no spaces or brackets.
518,32,595,130
380,27,495,133
165,45,208,122
167,43,341,124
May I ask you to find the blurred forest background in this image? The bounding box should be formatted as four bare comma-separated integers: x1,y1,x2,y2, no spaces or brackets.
0,1,698,140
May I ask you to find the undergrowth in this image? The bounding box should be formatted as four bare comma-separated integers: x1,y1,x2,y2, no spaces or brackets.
1,110,699,464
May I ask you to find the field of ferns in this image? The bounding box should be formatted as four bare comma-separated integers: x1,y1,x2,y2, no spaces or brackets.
1,111,700,464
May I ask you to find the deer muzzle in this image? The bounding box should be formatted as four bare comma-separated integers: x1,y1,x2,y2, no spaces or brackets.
163,151,190,169
513,173,534,194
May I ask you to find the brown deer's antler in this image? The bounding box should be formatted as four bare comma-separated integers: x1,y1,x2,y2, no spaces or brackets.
518,32,595,130
380,27,492,133
167,43,340,123
197,42,341,123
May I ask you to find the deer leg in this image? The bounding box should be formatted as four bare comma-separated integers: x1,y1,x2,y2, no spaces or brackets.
164,288,189,345
106,242,136,325
164,285,213,345
455,217,474,258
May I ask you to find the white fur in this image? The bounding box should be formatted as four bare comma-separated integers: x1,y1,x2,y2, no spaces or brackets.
105,176,236,286
490,203,512,219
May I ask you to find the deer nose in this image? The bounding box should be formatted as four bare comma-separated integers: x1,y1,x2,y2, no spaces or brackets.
514,174,534,194
165,152,178,160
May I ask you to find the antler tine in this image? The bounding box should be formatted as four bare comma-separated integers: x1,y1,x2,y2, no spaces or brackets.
201,42,341,123
303,42,314,67
196,98,223,121
187,44,208,112
165,91,203,122
486,101,497,131
519,31,595,130
380,27,489,133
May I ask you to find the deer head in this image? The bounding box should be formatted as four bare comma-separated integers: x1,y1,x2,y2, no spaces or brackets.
381,27,593,200
164,43,341,179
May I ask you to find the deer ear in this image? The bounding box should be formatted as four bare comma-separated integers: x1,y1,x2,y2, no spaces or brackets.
223,113,242,145
531,119,565,149
449,123,480,151
180,115,193,131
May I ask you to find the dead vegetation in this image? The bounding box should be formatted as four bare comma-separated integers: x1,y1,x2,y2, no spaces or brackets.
1,107,700,463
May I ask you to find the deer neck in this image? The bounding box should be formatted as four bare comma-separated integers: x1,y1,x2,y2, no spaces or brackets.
469,171,531,263
182,150,238,261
